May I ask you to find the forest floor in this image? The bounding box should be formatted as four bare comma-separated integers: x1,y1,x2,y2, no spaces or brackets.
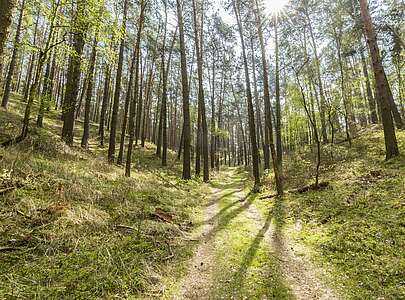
164,128,405,299
166,168,338,299
1,95,405,299
0,95,211,298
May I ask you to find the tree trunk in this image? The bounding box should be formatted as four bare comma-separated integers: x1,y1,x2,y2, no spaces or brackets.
23,12,39,102
234,0,260,190
125,0,146,177
99,65,111,146
176,0,192,180
252,0,283,194
360,45,378,124
81,35,98,149
1,0,24,109
108,0,128,162
18,1,59,142
61,0,86,146
274,17,283,170
359,0,399,160
117,51,136,163
304,3,328,143
0,0,16,83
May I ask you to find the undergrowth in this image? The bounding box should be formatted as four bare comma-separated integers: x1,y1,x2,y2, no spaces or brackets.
0,96,208,298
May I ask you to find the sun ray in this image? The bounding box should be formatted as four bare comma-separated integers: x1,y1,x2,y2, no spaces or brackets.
264,0,289,16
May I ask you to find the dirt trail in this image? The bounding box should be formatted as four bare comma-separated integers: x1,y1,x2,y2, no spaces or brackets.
176,188,221,300
239,190,339,300
175,171,339,299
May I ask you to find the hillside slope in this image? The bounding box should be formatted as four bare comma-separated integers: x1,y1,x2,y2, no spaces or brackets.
0,96,208,298
255,127,405,299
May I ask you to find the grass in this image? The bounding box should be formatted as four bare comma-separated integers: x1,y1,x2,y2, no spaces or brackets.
0,94,209,298
255,126,405,299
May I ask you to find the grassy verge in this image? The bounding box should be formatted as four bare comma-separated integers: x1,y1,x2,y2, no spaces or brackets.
256,128,405,299
0,95,209,298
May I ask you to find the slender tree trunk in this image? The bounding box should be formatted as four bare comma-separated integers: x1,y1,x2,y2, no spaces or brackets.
61,0,86,146
176,0,191,180
384,72,403,129
209,53,216,169
125,0,146,177
117,51,136,163
38,30,60,126
250,37,265,167
1,0,24,108
161,17,177,166
359,0,399,160
304,4,328,143
99,65,110,146
23,12,39,102
18,1,59,142
252,0,283,194
135,55,146,145
108,0,128,162
81,36,98,149
234,0,260,190
0,0,16,84
274,17,283,170
334,27,352,147
160,6,168,164
37,53,53,127
360,45,378,124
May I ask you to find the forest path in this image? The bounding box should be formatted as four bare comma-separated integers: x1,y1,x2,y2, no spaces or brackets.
172,168,339,300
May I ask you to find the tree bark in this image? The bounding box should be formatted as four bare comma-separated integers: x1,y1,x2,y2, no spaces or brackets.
359,0,399,160
176,0,192,180
81,35,98,149
0,0,16,83
233,0,260,190
62,0,87,146
1,0,24,109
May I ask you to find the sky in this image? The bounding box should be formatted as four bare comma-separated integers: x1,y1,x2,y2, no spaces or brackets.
212,0,290,25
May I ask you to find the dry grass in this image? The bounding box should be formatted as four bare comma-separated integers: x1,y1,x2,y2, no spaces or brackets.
0,95,209,298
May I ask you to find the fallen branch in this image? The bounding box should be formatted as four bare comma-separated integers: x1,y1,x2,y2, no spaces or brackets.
0,246,21,252
16,209,30,218
115,224,138,231
259,193,279,200
289,182,330,194
0,186,16,195
150,171,181,190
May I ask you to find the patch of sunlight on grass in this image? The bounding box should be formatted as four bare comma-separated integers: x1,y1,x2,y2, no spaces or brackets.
256,128,405,299
0,95,209,298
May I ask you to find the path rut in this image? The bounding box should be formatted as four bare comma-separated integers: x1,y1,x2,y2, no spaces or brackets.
176,188,221,299
175,170,339,299
239,189,339,300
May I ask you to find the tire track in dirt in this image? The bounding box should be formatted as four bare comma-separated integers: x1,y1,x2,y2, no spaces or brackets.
239,189,339,300
176,188,222,300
